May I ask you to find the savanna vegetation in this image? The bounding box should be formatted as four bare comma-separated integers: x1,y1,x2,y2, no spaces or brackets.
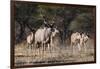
13,1,96,67
15,2,95,44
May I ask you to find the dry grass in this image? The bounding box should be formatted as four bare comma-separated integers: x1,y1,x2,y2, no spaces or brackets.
14,39,95,66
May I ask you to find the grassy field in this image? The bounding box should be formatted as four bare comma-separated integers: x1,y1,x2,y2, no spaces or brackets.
14,38,95,67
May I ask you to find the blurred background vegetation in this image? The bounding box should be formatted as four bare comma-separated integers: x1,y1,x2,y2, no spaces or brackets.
14,2,96,44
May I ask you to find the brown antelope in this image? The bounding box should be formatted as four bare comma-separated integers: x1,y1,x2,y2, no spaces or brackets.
35,27,52,50
71,32,81,53
71,32,89,53
50,28,59,47
80,33,89,51
27,32,34,49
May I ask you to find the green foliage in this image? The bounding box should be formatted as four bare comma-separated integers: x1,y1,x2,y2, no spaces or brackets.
69,13,94,33
14,2,95,43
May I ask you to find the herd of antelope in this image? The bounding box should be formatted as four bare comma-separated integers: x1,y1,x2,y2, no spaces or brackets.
27,20,60,51
71,32,89,53
26,21,89,54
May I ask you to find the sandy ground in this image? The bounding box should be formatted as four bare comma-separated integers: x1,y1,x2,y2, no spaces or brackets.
14,38,95,67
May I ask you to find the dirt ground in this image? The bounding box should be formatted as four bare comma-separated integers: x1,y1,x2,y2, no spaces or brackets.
14,38,95,67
